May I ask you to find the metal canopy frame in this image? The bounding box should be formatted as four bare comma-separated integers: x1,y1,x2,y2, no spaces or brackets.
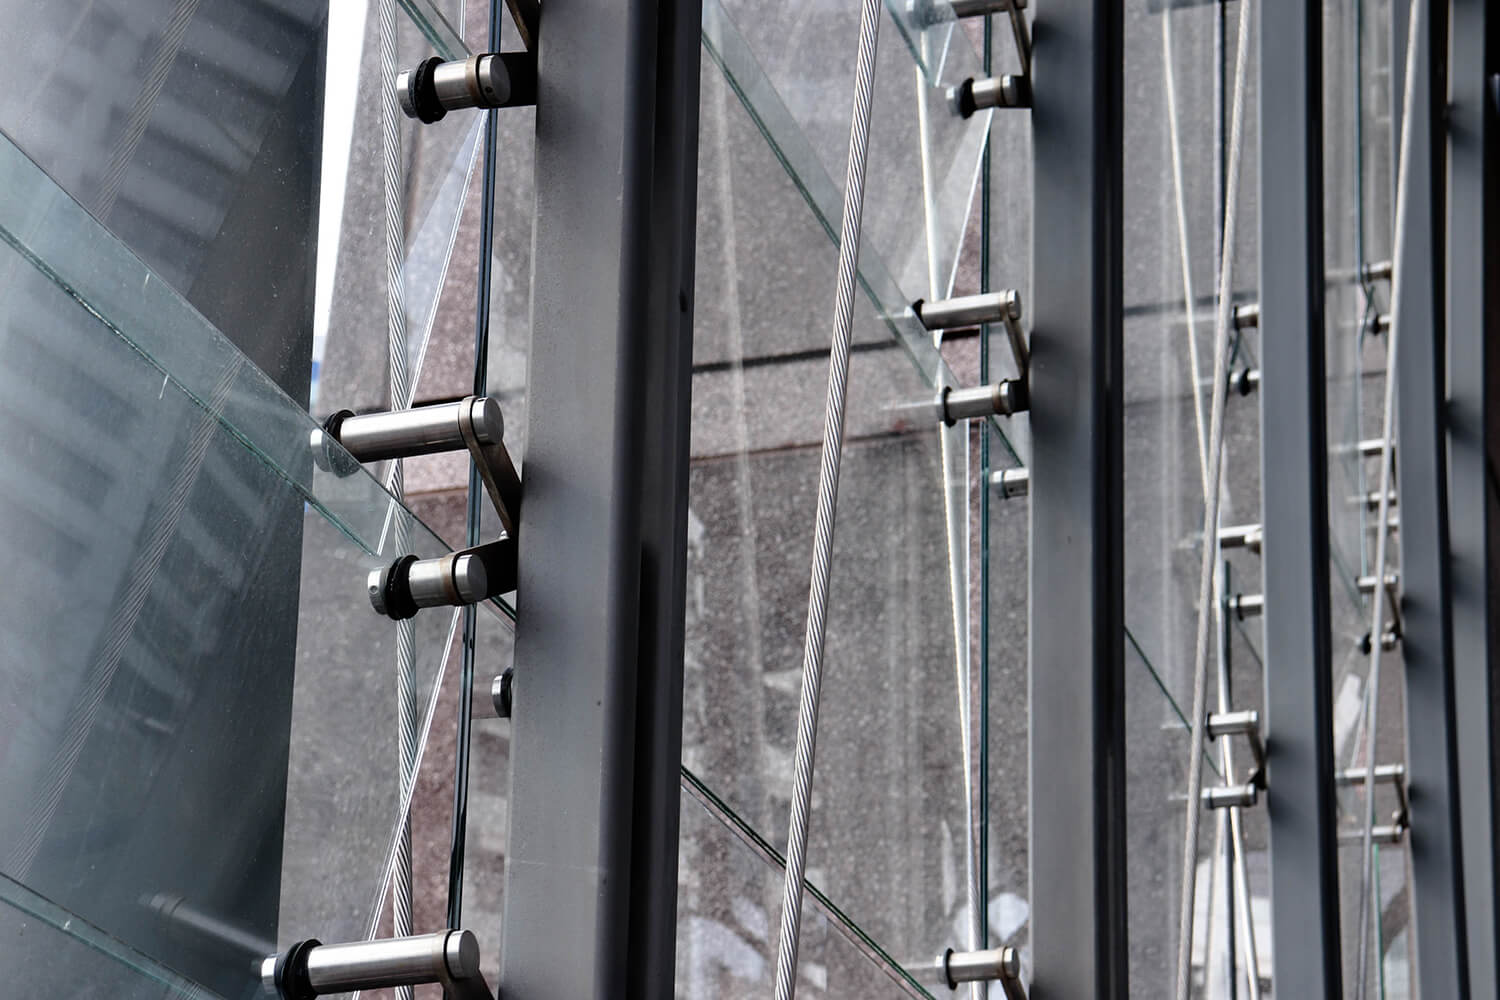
1390,0,1470,992
1255,0,1344,995
1027,0,1127,993
483,0,1500,992
497,0,700,993
1446,0,1500,992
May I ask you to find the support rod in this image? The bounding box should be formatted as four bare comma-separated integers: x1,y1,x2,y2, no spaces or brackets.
1028,0,1127,984
1255,0,1343,989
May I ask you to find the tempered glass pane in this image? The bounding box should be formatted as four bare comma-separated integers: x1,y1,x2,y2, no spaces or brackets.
457,601,517,989
687,49,989,976
982,465,1029,959
0,874,212,999
1321,0,1406,990
0,132,511,996
677,770,934,999
1119,0,1265,991
0,0,325,350
315,0,491,419
701,0,993,388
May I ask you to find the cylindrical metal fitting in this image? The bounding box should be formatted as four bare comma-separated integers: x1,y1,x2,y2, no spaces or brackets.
990,467,1030,498
1230,367,1260,396
1205,709,1259,740
408,553,489,607
948,0,1025,14
369,552,488,619
947,946,1020,984
1338,825,1405,846
399,55,510,122
308,932,454,992
1230,592,1264,619
1356,572,1400,595
262,931,482,997
1217,523,1263,552
1232,302,1260,329
945,384,1004,422
145,893,273,959
915,290,1021,331
948,74,1030,117
1202,783,1259,809
941,380,1027,422
915,946,1023,990
1353,489,1399,511
492,667,513,718
970,74,1029,111
326,396,504,465
1336,763,1406,787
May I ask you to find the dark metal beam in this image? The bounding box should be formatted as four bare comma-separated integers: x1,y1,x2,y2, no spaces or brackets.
1445,0,1499,991
1391,0,1469,992
1027,0,1126,991
625,0,701,991
498,0,698,994
1255,0,1343,994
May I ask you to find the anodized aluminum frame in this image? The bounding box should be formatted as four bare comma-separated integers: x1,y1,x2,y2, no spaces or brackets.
1445,0,1499,990
1391,0,1471,992
1027,0,1127,990
496,0,700,995
1255,0,1343,994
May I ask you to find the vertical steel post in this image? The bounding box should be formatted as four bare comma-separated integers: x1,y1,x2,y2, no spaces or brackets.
498,0,699,994
1390,0,1469,992
1027,0,1127,991
1255,0,1343,996
1445,0,1498,991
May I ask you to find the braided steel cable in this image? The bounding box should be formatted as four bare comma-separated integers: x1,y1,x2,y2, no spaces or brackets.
1353,2,1421,993
770,0,881,995
378,0,417,985
1172,0,1253,994
1166,15,1260,996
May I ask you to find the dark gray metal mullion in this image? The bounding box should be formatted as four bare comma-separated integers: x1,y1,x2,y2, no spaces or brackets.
624,0,701,991
1445,0,1498,991
1255,0,1343,994
1027,0,1126,991
1390,0,1470,992
499,0,694,994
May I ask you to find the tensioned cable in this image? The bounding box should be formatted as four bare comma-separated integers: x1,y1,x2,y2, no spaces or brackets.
770,0,881,994
378,0,417,989
1353,1,1421,992
447,0,505,930
915,45,983,995
1162,15,1208,496
1165,15,1260,996
1171,0,1253,994
1214,576,1263,999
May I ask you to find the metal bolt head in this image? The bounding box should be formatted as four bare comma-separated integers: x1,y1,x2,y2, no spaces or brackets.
368,567,388,616
445,929,482,978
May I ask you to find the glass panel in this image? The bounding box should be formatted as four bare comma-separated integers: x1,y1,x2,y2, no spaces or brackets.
700,0,998,393
1322,0,1405,990
1119,0,1264,991
982,467,1029,959
0,131,512,996
678,769,934,998
0,0,325,377
457,602,517,989
0,873,213,999
315,0,491,420
686,50,985,978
